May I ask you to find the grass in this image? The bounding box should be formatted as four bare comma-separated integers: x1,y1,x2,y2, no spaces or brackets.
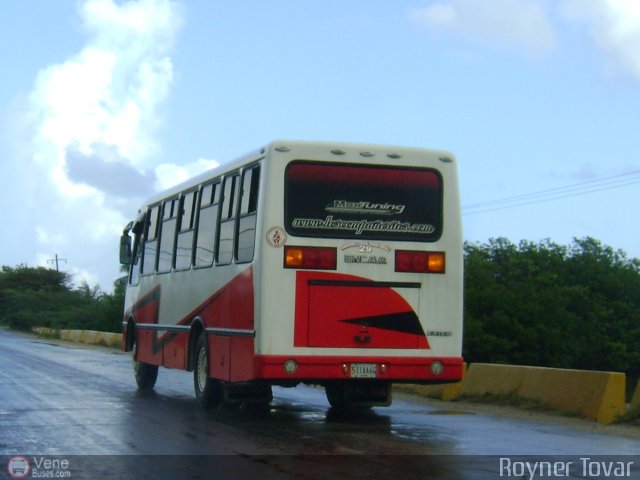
614,407,640,426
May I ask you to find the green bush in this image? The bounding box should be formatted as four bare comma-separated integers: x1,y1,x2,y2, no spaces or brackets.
0,265,124,333
464,237,640,376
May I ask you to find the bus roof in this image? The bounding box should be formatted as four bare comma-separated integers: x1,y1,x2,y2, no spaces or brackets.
134,140,455,214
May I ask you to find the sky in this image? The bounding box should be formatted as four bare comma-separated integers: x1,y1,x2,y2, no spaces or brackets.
1,0,639,291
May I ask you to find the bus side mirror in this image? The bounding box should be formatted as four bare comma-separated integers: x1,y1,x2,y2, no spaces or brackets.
119,233,132,265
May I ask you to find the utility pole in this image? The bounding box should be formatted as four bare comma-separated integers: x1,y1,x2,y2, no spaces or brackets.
47,254,67,272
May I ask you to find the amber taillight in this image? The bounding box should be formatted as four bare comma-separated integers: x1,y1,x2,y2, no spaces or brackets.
395,250,445,273
284,246,337,270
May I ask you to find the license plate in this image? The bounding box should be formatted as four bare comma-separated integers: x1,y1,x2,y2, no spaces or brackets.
350,363,377,378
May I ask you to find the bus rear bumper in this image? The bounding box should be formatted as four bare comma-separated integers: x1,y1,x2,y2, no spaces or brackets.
253,355,463,383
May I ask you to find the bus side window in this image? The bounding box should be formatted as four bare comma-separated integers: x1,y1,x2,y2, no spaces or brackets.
141,205,160,275
157,198,179,273
236,165,260,263
175,190,197,271
217,173,239,265
129,231,142,285
194,181,221,267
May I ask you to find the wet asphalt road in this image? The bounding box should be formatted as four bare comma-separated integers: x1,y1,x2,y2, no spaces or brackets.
0,328,639,479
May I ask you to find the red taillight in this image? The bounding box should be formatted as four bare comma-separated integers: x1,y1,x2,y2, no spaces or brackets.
284,246,337,270
395,250,445,274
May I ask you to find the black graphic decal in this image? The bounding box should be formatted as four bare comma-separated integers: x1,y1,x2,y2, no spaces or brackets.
338,311,425,336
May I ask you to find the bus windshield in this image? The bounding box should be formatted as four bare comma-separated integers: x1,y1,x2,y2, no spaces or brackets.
285,161,443,242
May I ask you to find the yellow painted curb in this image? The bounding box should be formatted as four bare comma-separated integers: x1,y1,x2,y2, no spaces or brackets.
632,379,640,409
35,327,122,349
64,330,83,342
80,330,98,344
461,363,626,424
32,327,58,336
100,332,123,348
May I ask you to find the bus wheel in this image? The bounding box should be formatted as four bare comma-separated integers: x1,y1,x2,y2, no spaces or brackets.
325,383,347,409
193,333,222,408
132,343,158,390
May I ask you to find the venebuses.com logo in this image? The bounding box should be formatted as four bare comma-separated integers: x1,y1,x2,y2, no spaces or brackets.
6,457,30,479
6,456,71,479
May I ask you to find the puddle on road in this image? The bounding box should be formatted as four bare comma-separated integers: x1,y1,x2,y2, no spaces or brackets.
426,409,472,416
34,341,78,350
408,408,473,416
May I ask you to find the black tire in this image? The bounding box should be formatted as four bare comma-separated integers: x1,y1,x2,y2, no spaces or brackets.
133,342,158,390
325,383,347,409
193,333,222,408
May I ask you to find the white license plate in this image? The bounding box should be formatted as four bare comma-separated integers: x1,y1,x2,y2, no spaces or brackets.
350,363,377,378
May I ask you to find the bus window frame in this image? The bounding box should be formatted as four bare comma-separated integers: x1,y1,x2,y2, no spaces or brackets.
175,189,198,272
128,226,143,286
235,163,261,264
141,204,162,276
157,196,180,274
193,179,222,269
216,172,240,266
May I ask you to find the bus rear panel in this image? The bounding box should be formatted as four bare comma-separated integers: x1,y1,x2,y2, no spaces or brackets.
121,140,463,408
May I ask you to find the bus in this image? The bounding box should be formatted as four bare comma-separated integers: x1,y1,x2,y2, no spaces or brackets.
119,140,463,408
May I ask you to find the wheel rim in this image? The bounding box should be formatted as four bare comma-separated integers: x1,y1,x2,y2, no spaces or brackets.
197,346,208,392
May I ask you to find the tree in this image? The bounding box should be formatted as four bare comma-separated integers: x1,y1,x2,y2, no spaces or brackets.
0,265,125,333
463,237,640,376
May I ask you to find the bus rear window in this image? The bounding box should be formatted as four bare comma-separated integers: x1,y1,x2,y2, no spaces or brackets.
285,161,442,242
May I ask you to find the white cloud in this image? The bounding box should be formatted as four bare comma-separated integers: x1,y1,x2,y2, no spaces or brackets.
30,1,181,175
410,0,558,55
154,158,220,191
16,0,184,289
563,0,640,82
410,3,458,29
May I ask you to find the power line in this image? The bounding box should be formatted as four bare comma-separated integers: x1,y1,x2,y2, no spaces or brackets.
464,170,640,209
462,170,640,216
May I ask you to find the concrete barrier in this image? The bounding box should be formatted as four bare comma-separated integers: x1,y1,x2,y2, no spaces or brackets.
395,363,467,400
632,379,640,410
32,327,58,337
60,329,83,343
80,330,98,344
460,363,626,424
33,327,122,349
96,332,123,348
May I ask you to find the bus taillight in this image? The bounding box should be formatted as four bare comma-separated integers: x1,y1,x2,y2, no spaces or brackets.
284,246,337,270
395,250,446,274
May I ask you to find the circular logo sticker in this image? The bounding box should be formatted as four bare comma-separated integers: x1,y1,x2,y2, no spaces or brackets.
7,456,30,479
266,226,287,248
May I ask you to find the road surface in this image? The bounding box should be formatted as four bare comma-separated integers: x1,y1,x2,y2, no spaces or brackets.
0,328,638,479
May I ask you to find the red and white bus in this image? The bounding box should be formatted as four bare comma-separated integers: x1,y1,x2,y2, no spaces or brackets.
119,140,463,408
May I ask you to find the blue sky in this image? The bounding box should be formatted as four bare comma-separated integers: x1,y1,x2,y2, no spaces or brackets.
1,0,639,290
